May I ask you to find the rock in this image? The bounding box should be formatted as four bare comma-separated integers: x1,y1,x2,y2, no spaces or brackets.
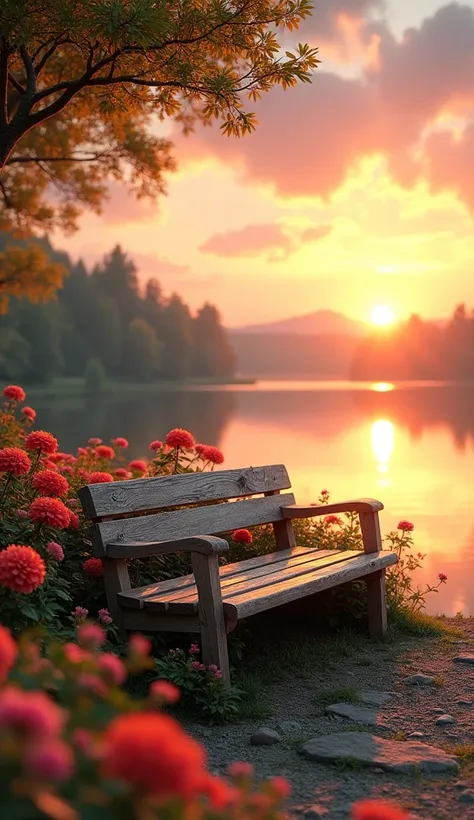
324,703,379,725
250,728,281,746
277,720,302,736
453,655,474,665
453,781,474,790
456,700,473,707
459,790,474,804
299,732,459,774
407,731,426,740
403,674,437,686
435,714,457,726
304,806,328,819
430,708,445,715
359,691,396,707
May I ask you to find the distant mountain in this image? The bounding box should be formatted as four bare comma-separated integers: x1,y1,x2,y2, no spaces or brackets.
228,332,360,378
231,310,367,337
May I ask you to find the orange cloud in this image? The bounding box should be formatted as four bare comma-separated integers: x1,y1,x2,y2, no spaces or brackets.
199,222,331,261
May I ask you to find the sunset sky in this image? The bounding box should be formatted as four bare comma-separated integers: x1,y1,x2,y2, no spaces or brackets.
53,0,474,328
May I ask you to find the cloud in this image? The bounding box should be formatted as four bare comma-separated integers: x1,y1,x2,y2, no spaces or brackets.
199,222,332,261
173,3,474,211
99,182,160,224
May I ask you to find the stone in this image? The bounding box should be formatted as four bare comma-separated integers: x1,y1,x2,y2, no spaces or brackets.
250,728,281,746
299,732,459,774
407,731,426,740
403,674,436,686
277,720,303,736
430,708,445,715
324,703,379,725
459,790,474,804
456,700,473,707
454,655,474,665
359,691,396,707
453,781,474,790
435,714,457,726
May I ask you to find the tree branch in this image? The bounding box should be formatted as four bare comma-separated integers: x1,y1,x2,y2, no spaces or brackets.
0,46,8,128
6,152,114,164
0,179,13,209
7,73,25,95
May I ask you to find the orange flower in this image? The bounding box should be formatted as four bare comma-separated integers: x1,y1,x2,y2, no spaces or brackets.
0,545,46,594
0,625,17,683
102,712,207,798
3,385,25,402
83,558,103,577
352,801,410,820
165,428,195,449
89,471,114,484
25,431,58,455
0,447,31,476
96,445,115,460
29,497,71,529
33,470,69,498
232,529,253,544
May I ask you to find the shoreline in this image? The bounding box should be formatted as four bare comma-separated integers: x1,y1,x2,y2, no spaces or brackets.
23,376,256,398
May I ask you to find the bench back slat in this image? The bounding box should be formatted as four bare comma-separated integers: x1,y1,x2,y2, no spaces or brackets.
91,493,296,557
80,464,291,520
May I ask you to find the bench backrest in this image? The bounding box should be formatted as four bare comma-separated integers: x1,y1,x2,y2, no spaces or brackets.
79,464,297,559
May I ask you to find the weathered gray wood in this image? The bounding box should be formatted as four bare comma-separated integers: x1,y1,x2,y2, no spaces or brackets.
265,490,296,550
282,499,384,519
117,546,324,609
105,535,229,560
191,551,230,683
92,493,295,556
102,558,131,636
80,465,291,519
227,551,398,619
365,569,388,639
359,511,383,554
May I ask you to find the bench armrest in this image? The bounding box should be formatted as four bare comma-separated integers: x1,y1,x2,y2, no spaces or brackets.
106,535,229,560
282,499,384,519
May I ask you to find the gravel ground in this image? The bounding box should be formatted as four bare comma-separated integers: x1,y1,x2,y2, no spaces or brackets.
186,620,474,820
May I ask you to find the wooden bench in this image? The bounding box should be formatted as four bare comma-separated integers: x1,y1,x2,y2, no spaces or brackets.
79,464,398,683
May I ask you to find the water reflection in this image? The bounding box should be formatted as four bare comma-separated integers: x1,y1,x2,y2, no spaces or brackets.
371,382,395,393
371,419,394,476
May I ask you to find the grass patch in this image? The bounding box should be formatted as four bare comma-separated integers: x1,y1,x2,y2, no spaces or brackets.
450,744,474,762
313,685,361,708
234,673,273,722
388,609,462,639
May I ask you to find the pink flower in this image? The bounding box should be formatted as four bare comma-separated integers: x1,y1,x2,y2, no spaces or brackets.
98,608,113,625
77,622,106,650
228,762,254,779
213,669,222,678
112,438,129,448
191,661,202,671
24,739,74,782
72,606,89,620
21,406,36,420
16,509,28,519
98,653,126,685
3,385,26,402
0,686,64,738
68,511,80,529
232,528,253,544
149,439,163,451
72,728,93,754
438,572,448,582
63,643,91,664
165,428,195,449
150,680,180,704
267,776,292,800
324,515,343,526
397,520,414,532
128,634,152,657
46,541,64,562
88,438,102,446
77,673,107,696
208,664,218,673
188,642,200,655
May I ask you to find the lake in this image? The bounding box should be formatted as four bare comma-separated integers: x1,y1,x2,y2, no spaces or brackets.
31,380,474,617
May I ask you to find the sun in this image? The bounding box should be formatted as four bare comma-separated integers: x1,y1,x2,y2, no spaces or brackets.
370,304,395,327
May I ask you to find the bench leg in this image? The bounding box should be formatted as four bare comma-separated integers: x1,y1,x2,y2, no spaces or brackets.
366,569,388,639
191,552,231,685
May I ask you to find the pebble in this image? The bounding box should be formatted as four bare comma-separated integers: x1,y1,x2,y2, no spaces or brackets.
453,655,474,665
403,674,437,686
435,715,457,726
324,703,379,726
407,731,426,740
430,708,445,715
359,691,396,707
456,700,473,707
459,790,474,804
250,728,281,746
277,720,303,736
304,806,328,818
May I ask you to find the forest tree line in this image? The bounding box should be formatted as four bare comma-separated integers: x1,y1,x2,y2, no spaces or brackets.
0,238,236,384
351,305,474,381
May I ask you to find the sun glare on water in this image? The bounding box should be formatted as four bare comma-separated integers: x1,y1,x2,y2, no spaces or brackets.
370,304,395,327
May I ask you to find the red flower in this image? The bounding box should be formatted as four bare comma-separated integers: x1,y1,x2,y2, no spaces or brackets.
29,497,70,529
112,438,129,448
232,528,253,544
0,447,31,476
83,557,103,577
150,680,181,704
89,471,114,484
25,431,58,455
149,439,163,451
68,511,80,529
0,625,17,683
0,545,46,594
397,520,414,532
128,460,147,473
228,762,254,779
325,515,343,526
102,712,207,797
33,470,69,498
200,775,236,809
3,385,25,402
98,653,126,685
438,572,448,582
114,468,130,479
21,406,36,420
267,776,292,800
352,800,410,820
196,444,224,464
88,438,102,446
96,445,115,460
165,428,195,449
